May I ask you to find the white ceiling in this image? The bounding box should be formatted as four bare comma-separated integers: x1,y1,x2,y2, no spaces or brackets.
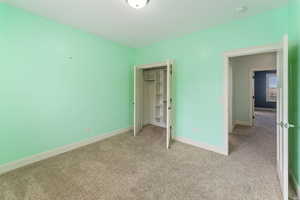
5,0,287,47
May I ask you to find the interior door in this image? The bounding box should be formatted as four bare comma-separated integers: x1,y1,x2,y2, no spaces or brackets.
166,60,173,149
277,35,289,200
134,67,143,136
251,71,255,127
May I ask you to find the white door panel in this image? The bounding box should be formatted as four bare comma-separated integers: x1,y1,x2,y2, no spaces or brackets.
166,60,172,149
134,67,143,136
277,35,289,200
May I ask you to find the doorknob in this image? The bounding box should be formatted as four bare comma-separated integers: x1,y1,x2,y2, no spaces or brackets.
283,123,295,129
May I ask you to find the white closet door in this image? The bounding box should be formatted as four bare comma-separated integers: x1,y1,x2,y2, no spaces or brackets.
277,35,290,200
166,60,173,149
134,67,143,136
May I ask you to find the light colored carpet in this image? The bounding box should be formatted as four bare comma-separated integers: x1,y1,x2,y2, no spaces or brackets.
0,113,284,200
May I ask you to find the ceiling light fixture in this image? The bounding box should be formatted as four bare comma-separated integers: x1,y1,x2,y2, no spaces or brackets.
236,6,248,13
126,0,149,9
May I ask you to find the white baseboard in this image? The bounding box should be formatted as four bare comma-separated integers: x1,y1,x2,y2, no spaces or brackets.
290,171,300,199
143,122,166,128
234,120,252,127
150,122,166,128
174,136,228,156
0,127,132,175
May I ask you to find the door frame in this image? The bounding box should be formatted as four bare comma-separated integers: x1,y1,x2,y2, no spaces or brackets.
223,43,281,155
134,59,174,149
134,61,168,137
135,61,170,70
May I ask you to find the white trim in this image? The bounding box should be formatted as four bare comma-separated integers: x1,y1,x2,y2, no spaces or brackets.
234,120,252,127
229,59,233,133
166,59,172,149
0,127,132,175
290,171,300,199
174,136,228,156
282,34,289,200
224,56,230,154
150,122,166,128
136,61,168,69
223,43,281,57
224,43,281,156
133,66,137,136
249,70,255,126
276,47,282,183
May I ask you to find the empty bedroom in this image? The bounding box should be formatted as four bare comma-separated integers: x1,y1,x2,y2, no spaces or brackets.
0,0,300,200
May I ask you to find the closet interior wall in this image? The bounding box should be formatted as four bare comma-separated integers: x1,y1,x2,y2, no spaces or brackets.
143,67,167,128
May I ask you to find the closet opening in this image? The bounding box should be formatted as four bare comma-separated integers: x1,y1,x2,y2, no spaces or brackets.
134,60,173,149
143,67,167,127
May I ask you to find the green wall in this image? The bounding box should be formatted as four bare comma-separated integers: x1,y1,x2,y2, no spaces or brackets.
0,4,135,165
135,6,288,151
288,0,300,188
2,2,299,187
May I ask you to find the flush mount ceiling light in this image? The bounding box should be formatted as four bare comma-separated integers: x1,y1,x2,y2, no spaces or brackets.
126,0,149,9
236,6,248,13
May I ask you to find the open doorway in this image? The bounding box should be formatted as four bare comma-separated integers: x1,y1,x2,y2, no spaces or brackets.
253,69,277,130
230,53,277,129
229,52,278,161
230,52,281,197
224,36,290,200
134,60,173,149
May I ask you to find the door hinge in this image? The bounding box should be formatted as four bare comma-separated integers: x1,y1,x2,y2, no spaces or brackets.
252,115,255,119
170,98,172,103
